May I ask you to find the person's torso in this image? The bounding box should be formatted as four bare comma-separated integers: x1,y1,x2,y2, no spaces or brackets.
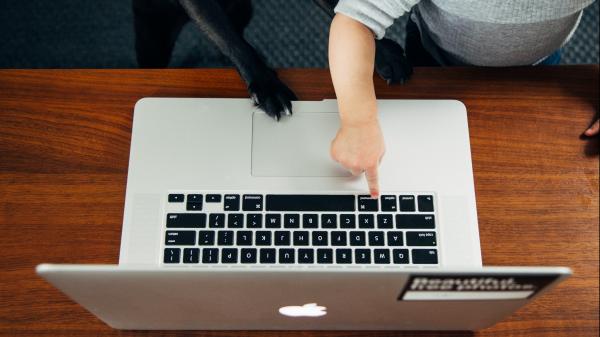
414,0,594,66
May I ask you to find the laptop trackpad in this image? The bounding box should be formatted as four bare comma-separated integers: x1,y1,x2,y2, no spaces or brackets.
251,112,351,177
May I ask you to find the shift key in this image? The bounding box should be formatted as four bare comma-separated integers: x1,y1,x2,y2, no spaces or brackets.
396,214,435,229
165,231,196,245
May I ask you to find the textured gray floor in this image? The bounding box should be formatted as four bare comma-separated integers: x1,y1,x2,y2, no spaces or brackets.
0,0,598,68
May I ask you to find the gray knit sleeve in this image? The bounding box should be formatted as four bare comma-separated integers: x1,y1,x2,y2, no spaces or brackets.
334,0,420,39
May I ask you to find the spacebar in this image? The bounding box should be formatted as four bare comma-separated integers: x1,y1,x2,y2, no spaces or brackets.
266,194,356,212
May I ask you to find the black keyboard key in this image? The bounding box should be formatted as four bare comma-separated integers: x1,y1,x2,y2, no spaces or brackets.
209,213,225,228
412,249,438,264
241,248,257,263
165,231,196,246
399,195,416,212
283,214,299,228
293,231,309,246
358,214,374,228
317,249,333,263
374,249,390,264
260,248,276,263
380,195,397,212
168,194,184,203
279,249,295,263
406,232,437,246
303,214,318,228
321,214,337,228
222,248,238,263
164,248,180,263
183,248,199,264
340,214,356,228
392,249,409,264
166,213,206,228
255,231,272,246
242,194,263,211
266,194,355,211
202,248,218,263
186,194,203,211
387,231,404,246
418,195,434,212
236,231,253,245
312,231,328,246
298,249,314,263
187,194,202,203
227,213,244,228
183,248,200,263
246,213,263,228
377,214,393,228
369,232,385,246
217,230,234,245
355,249,371,263
349,231,366,246
224,194,240,211
186,202,202,211
198,231,215,245
336,249,352,264
358,195,378,212
396,214,435,229
331,231,347,246
274,231,290,245
206,194,221,203
266,214,282,228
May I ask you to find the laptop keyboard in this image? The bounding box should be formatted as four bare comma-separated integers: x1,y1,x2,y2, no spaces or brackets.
162,193,438,266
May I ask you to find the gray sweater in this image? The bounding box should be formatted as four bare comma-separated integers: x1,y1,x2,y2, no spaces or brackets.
335,0,595,66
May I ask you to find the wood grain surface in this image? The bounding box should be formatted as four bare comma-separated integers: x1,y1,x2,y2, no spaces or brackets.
0,67,598,337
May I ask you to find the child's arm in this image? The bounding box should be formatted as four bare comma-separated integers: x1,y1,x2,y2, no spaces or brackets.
329,13,384,198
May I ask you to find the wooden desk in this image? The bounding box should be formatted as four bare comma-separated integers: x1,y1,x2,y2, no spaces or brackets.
0,67,598,337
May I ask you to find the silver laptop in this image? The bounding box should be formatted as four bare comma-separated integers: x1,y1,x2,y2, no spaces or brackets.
37,98,570,330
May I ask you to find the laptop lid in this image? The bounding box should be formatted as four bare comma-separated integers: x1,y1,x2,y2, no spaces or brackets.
36,264,570,330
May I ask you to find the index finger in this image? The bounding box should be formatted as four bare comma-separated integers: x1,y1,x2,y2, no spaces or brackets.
365,165,379,199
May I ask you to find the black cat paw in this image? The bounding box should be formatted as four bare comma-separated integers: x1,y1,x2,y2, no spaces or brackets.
248,72,297,121
375,38,413,85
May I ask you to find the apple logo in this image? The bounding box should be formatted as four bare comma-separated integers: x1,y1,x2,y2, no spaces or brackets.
279,303,327,317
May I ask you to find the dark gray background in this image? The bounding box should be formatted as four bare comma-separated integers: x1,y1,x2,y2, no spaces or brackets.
0,0,598,68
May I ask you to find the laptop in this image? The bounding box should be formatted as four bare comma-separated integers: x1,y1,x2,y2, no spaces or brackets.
37,98,571,330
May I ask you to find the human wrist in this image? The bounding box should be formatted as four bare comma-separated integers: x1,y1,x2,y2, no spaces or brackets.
339,105,379,128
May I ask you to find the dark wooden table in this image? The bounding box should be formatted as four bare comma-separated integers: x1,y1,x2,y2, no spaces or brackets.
0,67,598,337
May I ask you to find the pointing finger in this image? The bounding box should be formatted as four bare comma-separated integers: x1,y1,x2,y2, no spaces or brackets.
365,165,379,199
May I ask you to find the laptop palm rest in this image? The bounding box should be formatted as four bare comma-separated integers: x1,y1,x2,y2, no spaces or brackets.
251,112,351,177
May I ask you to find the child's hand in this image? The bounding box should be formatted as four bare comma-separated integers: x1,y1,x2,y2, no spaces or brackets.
331,119,385,198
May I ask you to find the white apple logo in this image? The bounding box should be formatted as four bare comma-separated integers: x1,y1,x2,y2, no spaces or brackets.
278,303,327,317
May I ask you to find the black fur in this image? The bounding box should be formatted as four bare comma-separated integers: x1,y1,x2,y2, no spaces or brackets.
375,38,413,84
133,0,188,68
133,0,412,120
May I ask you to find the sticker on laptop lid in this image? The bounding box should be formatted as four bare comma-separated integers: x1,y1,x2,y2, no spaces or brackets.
398,274,560,301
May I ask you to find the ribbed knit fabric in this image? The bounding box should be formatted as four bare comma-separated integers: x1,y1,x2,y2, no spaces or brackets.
335,0,595,66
